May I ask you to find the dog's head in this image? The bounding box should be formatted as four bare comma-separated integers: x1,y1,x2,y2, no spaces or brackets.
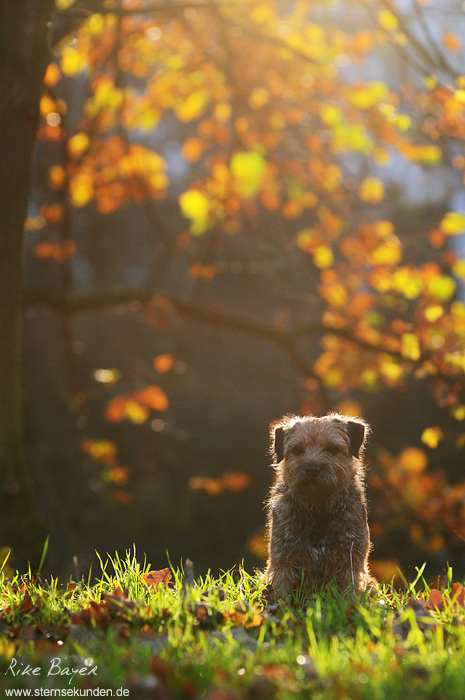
270,413,370,497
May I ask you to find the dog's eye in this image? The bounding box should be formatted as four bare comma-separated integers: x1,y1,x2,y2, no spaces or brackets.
325,444,341,455
291,444,305,456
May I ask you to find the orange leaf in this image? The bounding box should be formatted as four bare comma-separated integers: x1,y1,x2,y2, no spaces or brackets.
105,396,127,422
113,583,125,598
18,591,34,614
153,354,175,373
44,63,61,88
428,589,444,610
102,466,129,486
49,165,67,190
81,439,117,463
40,204,64,223
451,582,465,606
444,32,461,54
188,476,223,496
225,601,264,628
141,568,173,589
40,95,57,117
398,447,427,473
182,137,205,163
111,489,132,505
133,385,169,412
221,471,251,492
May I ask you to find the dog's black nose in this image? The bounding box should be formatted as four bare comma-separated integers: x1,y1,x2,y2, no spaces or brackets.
304,464,321,478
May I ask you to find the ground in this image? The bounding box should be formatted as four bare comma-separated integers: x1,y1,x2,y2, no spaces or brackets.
1,551,465,699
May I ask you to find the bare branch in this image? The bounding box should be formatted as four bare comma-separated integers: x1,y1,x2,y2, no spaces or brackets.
22,286,410,366
58,1,236,18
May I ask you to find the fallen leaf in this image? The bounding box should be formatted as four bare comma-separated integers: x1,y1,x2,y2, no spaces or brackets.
141,568,173,589
428,589,444,610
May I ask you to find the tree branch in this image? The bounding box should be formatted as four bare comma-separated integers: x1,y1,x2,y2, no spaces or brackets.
26,285,462,398
58,1,236,18
22,285,406,364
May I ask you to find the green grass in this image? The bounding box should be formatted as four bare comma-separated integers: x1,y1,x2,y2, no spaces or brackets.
1,550,465,699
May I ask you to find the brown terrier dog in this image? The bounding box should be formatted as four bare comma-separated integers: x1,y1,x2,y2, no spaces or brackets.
264,413,374,597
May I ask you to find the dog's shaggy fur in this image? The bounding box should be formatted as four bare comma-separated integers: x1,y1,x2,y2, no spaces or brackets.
264,413,375,596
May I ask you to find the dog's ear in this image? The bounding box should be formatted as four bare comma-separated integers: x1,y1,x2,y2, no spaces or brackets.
346,420,368,458
272,425,286,463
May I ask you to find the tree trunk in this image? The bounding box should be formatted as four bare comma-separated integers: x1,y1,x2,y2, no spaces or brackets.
0,0,55,571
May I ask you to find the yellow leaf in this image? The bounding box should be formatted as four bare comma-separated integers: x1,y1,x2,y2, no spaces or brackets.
373,148,391,166
214,102,232,122
124,400,150,424
359,177,385,203
249,88,269,110
320,104,343,126
88,13,104,36
179,189,212,235
61,46,86,77
453,260,465,278
424,75,438,90
378,8,399,31
452,301,465,319
176,90,208,123
380,359,403,383
68,132,90,159
401,333,421,361
230,151,266,198
428,275,456,302
331,124,372,154
396,114,411,131
453,405,465,421
81,440,117,462
347,82,388,110
69,172,93,207
440,211,465,236
361,369,378,388
392,268,423,299
251,2,275,24
399,447,428,473
296,228,315,252
424,305,443,323
322,164,341,191
322,368,344,388
371,236,403,265
375,220,394,238
421,427,443,449
313,246,334,269
335,400,363,417
322,282,347,307
415,145,442,166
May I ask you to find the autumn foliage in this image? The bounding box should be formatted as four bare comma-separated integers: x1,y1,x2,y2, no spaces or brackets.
24,0,465,579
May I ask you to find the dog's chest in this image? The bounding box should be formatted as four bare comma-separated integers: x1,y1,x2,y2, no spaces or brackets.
302,542,328,568
281,503,342,565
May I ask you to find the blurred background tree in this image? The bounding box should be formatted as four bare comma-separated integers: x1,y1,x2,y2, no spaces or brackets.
0,0,55,571
4,0,465,581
